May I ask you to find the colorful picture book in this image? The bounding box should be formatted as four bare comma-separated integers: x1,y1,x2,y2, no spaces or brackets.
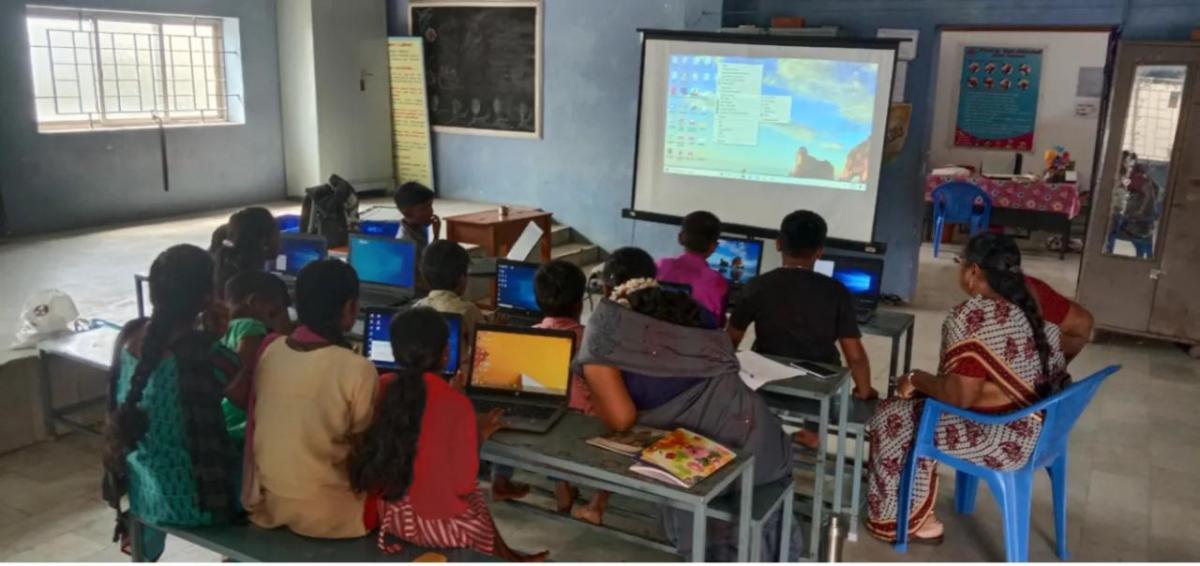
628,429,736,488
586,426,669,457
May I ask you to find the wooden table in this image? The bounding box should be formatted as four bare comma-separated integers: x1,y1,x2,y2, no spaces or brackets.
444,208,553,262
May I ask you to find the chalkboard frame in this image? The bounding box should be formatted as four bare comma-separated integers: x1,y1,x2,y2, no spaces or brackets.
408,0,543,139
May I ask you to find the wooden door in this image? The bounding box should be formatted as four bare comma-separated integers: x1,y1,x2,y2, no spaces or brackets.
1148,45,1200,341
1079,42,1199,335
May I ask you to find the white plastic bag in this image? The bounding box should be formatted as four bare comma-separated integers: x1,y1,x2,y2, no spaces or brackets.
11,289,79,349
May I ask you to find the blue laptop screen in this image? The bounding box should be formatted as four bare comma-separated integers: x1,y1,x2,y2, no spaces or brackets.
275,236,327,275
496,261,541,314
350,236,416,289
708,238,764,285
828,257,883,299
366,309,461,375
360,220,401,238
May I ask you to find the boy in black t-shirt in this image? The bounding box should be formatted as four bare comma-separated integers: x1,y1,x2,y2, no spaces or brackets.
728,210,878,405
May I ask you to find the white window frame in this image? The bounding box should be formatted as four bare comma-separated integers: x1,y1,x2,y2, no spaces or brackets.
25,5,241,132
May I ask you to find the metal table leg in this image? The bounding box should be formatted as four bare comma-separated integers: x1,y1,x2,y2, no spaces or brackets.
129,516,145,562
37,350,56,439
690,502,707,562
809,397,830,560
736,460,754,562
780,481,794,562
903,322,915,374
833,380,850,517
849,424,866,541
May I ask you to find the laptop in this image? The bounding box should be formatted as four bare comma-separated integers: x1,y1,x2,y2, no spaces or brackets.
271,234,328,281
495,259,543,326
359,220,402,238
363,307,462,377
660,281,693,296
466,325,576,433
709,236,764,308
819,253,885,324
348,234,417,305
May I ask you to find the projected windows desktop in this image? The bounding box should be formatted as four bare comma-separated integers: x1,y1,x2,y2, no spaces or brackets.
707,238,764,285
664,55,878,191
471,329,572,396
349,236,416,289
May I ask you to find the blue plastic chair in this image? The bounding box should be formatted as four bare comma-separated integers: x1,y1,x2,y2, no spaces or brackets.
894,365,1121,561
931,182,993,257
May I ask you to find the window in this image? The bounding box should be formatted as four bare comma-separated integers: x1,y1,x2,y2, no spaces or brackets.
25,5,244,132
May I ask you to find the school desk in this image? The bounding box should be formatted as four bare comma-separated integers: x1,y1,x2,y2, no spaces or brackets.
860,309,917,397
482,412,757,562
37,321,121,437
444,208,553,263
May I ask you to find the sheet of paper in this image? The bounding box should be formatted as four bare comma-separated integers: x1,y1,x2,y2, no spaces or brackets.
506,221,544,261
736,350,800,391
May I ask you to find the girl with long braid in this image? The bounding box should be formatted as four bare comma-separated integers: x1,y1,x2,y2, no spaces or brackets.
212,207,280,297
350,308,546,561
103,245,241,561
865,233,1069,544
244,259,378,539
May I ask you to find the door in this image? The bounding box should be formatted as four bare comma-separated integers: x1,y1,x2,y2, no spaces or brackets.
1148,47,1200,341
1079,42,1200,335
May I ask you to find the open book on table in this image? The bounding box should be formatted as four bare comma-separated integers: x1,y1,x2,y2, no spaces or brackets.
628,429,736,489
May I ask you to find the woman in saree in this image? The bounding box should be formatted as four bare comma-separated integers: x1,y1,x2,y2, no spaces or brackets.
573,247,800,561
865,233,1069,543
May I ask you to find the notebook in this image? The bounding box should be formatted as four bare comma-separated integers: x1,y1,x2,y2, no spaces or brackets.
629,429,736,488
586,426,669,457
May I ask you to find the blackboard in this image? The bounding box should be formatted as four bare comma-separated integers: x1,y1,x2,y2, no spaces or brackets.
410,2,541,137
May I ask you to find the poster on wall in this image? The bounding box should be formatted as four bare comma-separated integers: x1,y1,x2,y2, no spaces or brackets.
388,37,436,189
409,1,542,138
954,46,1043,150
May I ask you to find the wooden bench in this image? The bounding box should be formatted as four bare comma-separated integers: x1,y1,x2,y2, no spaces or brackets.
129,518,496,562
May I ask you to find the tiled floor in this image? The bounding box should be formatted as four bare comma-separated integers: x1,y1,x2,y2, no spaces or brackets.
0,208,1198,561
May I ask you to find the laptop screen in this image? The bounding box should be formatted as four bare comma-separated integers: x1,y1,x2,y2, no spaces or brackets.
495,260,541,315
349,235,416,289
708,237,764,285
660,281,693,296
469,327,573,397
814,259,835,278
823,253,884,303
365,309,462,376
359,220,401,238
274,235,328,276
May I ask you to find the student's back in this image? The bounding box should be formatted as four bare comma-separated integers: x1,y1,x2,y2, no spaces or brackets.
656,211,728,320
731,267,857,364
246,260,376,539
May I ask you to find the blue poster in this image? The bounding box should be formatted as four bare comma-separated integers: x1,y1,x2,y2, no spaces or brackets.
954,46,1043,150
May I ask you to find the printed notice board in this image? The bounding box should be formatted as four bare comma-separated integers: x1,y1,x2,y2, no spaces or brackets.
388,37,436,189
954,46,1043,150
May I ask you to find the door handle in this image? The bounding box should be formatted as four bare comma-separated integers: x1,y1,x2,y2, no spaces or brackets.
1149,268,1165,280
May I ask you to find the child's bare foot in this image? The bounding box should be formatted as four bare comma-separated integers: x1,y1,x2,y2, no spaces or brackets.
793,429,820,449
572,490,609,526
554,481,579,513
491,477,530,501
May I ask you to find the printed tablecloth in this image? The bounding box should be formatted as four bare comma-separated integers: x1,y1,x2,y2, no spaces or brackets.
924,174,1083,219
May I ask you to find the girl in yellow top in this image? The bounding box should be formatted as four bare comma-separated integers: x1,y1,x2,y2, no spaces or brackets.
244,259,378,539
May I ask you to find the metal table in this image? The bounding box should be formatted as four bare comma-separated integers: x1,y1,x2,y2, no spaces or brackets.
861,309,916,397
482,412,756,562
759,362,851,560
37,323,121,437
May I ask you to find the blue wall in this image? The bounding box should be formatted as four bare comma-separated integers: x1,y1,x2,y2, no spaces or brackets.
387,0,723,265
724,0,1200,298
0,0,285,236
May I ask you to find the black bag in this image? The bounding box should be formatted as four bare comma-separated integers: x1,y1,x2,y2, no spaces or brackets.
300,174,360,248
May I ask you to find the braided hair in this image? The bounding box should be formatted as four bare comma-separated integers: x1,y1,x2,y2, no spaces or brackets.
295,259,359,347
213,207,279,296
104,244,235,520
349,307,448,500
964,234,1052,386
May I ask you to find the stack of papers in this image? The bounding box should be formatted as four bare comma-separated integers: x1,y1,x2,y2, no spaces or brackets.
736,351,800,391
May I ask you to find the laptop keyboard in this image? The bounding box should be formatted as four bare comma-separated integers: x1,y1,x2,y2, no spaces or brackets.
472,399,559,421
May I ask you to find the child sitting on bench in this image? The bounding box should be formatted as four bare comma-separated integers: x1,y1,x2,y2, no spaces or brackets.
219,271,292,444
394,182,440,290
245,260,378,539
212,207,280,298
351,308,547,562
103,245,241,561
656,210,728,321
